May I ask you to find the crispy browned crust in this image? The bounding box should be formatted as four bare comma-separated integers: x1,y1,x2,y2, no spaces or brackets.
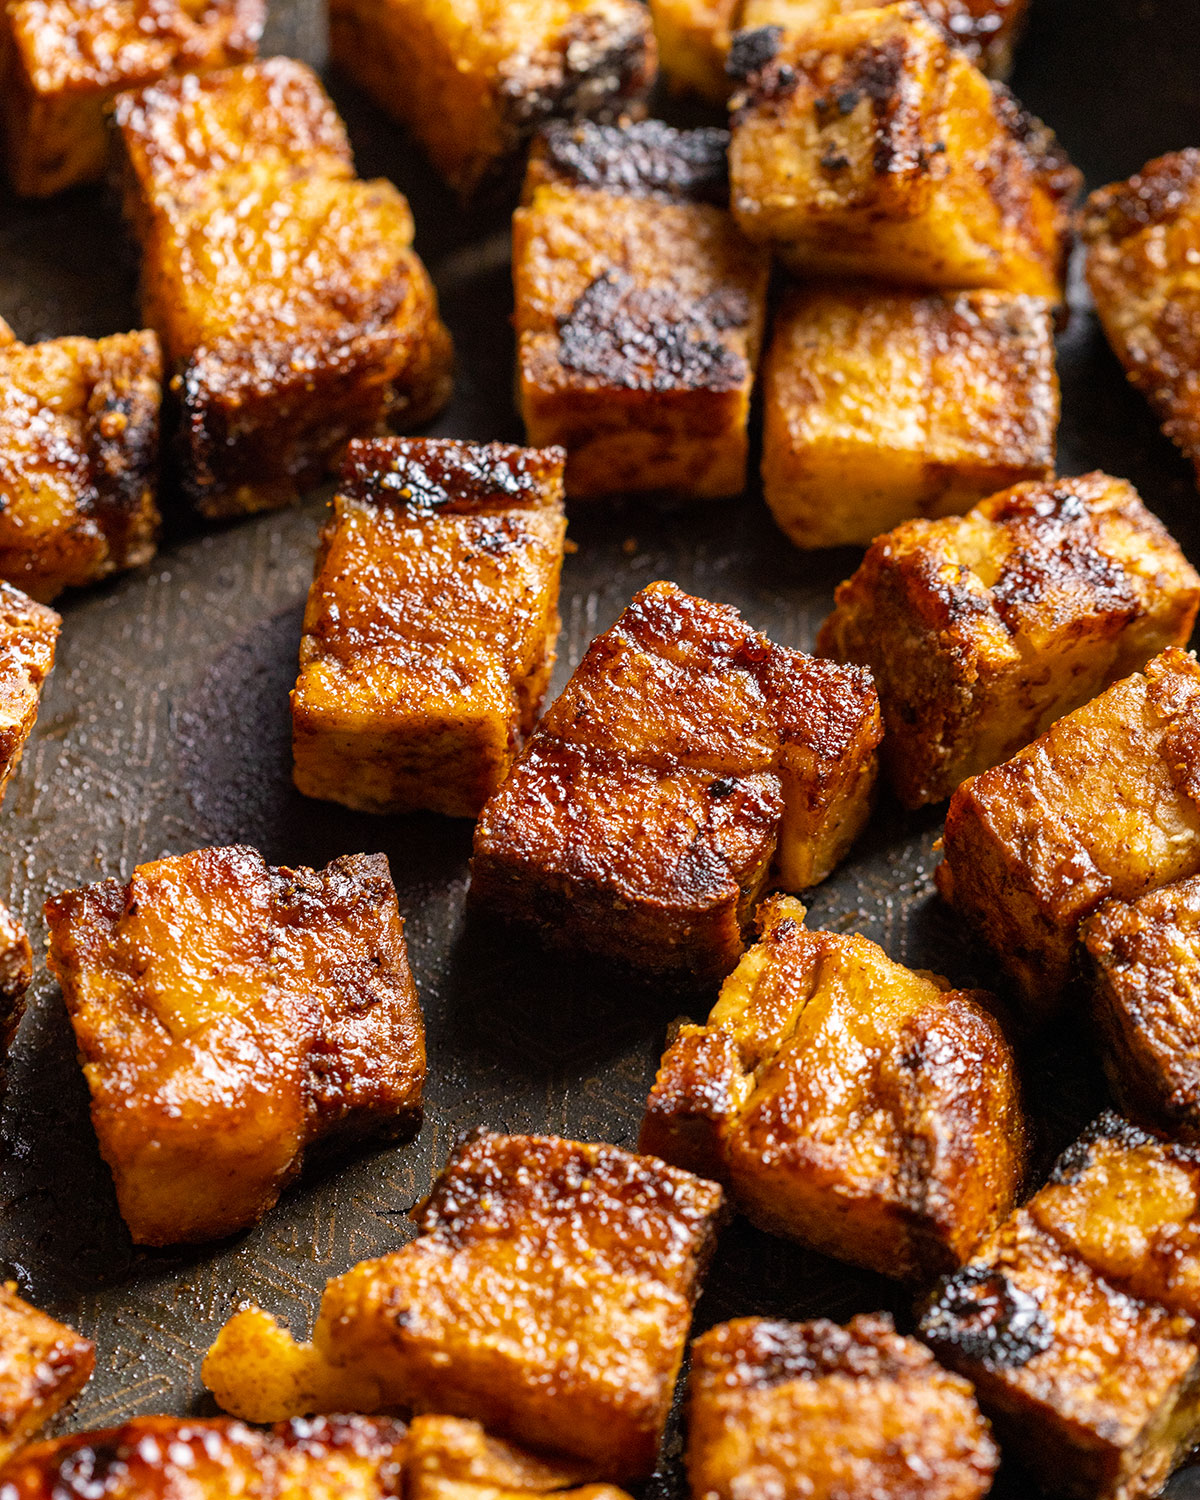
0,900,32,1063
44,844,425,1246
525,119,731,203
820,473,1200,806
1083,150,1200,485
686,1313,998,1500
470,581,881,983
0,1283,94,1469
111,59,453,518
406,1417,633,1500
292,438,566,818
0,583,59,804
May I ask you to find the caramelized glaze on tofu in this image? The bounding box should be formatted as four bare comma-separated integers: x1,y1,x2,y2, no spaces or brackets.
406,1417,633,1500
329,0,655,199
0,900,32,1063
111,59,453,518
0,584,59,802
0,1283,94,1468
0,331,161,601
937,648,1200,1022
292,439,567,818
920,1115,1200,1500
640,894,1024,1279
687,1313,998,1500
820,474,1200,807
44,845,425,1246
728,6,1080,295
761,282,1058,550
1083,150,1200,488
514,120,770,500
470,581,881,983
202,1132,723,1482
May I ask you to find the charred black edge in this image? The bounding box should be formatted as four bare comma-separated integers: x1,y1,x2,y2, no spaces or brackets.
338,437,565,514
1046,1109,1168,1184
532,118,730,205
918,1264,1053,1371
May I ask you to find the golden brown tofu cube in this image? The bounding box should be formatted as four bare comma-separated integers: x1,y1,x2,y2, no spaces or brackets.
0,1415,409,1500
641,894,1024,1279
0,331,161,602
937,648,1200,1023
728,6,1080,295
761,282,1058,550
330,0,655,199
1083,150,1200,489
0,899,32,1063
0,584,59,801
514,120,770,500
44,845,425,1246
111,59,453,518
0,0,262,197
687,1313,998,1500
203,1133,723,1483
470,581,881,983
820,473,1200,807
0,1283,94,1467
292,438,567,818
407,1417,633,1500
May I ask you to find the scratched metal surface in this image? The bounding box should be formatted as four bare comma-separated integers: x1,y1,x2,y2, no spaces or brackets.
0,0,1198,1492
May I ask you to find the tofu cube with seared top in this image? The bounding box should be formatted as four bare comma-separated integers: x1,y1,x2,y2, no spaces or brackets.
470,581,882,983
406,1417,634,1500
728,6,1080,296
686,1313,998,1500
0,1283,94,1468
1083,150,1200,490
330,0,656,200
640,894,1025,1279
937,648,1200,1023
201,1132,724,1483
514,119,770,500
0,583,59,801
0,330,161,601
820,473,1200,807
44,845,426,1246
761,281,1058,550
0,0,263,197
111,59,453,518
292,438,567,818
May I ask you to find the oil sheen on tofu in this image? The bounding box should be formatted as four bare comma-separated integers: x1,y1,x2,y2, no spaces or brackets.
0,1283,94,1468
0,583,59,804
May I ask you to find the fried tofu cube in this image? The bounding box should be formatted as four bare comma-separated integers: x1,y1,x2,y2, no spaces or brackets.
0,1283,94,1467
202,1133,724,1482
649,0,739,104
407,1417,633,1500
44,845,425,1246
0,900,32,1064
761,282,1058,550
111,60,453,518
1083,150,1200,489
292,439,567,818
0,331,161,601
728,6,1080,296
470,581,881,982
937,648,1200,1023
0,584,59,801
819,473,1200,807
514,120,770,500
330,0,655,200
641,894,1024,1279
687,1313,998,1500
0,0,262,198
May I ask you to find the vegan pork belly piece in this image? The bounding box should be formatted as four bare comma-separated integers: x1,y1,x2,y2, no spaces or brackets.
727,5,1079,295
291,438,567,818
469,581,882,983
44,845,425,1246
513,119,770,500
0,584,59,803
111,59,453,518
0,1283,94,1469
819,473,1200,807
641,894,1025,1280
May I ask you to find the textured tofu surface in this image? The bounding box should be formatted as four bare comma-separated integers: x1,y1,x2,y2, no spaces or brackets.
330,0,655,198
1083,150,1200,488
44,845,425,1246
820,473,1200,806
0,900,32,1062
406,1417,633,1500
0,331,161,602
686,1313,998,1500
112,59,453,517
470,581,881,982
0,583,59,803
514,120,770,499
762,282,1058,549
937,648,1200,1021
728,6,1079,295
0,0,262,196
292,439,567,817
640,894,1024,1279
0,1283,94,1468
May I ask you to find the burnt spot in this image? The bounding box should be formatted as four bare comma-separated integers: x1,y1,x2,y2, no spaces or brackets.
727,26,784,84
1047,1110,1162,1184
339,437,562,515
708,777,738,800
920,1265,1052,1368
534,119,729,205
